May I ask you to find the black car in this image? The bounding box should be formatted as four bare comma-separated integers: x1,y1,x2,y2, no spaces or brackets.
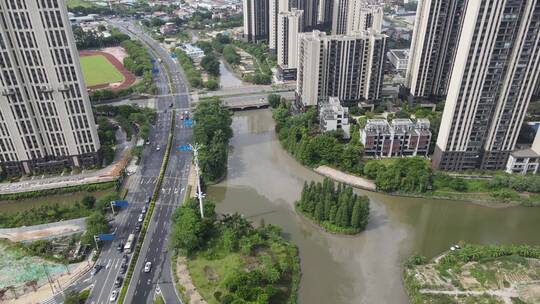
121,254,129,264
146,197,151,204
135,223,141,232
114,276,123,288
116,242,124,252
169,103,173,108
119,264,127,274
90,265,102,276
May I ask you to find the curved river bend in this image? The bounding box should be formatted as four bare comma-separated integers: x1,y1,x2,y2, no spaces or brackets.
207,110,540,304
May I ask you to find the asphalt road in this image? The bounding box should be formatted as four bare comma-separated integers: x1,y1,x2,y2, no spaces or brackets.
111,19,191,304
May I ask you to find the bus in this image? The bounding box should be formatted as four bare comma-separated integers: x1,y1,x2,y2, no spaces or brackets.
124,234,135,253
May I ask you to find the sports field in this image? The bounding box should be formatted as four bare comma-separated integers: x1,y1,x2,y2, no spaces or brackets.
80,54,125,87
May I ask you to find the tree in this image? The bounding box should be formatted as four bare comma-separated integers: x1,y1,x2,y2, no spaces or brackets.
64,291,81,304
204,78,219,90
268,94,282,108
223,45,240,65
82,212,108,246
81,196,96,209
201,54,220,76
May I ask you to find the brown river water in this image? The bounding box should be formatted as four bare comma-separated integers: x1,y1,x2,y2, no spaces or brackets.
207,109,540,304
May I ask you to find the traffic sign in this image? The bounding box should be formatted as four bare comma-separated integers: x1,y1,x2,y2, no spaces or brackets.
178,145,192,151
97,234,115,241
112,200,129,207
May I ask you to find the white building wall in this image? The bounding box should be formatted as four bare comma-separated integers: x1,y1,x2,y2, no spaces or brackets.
0,0,100,172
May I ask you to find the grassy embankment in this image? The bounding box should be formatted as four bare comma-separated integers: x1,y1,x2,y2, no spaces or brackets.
403,243,540,304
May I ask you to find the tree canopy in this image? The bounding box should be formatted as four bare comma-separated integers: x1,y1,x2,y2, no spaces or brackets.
296,178,370,234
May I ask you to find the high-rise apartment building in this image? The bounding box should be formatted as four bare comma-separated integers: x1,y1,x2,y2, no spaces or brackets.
317,0,334,27
269,0,291,51
277,9,304,68
331,0,350,35
296,30,386,107
0,0,101,175
295,0,320,30
243,0,270,43
406,0,466,100
432,0,540,171
332,0,383,35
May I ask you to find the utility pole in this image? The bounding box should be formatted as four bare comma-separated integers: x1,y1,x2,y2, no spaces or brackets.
190,144,205,218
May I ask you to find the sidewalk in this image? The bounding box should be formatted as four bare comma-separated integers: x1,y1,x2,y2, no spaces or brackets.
0,218,86,242
0,129,133,195
175,256,206,304
314,166,376,191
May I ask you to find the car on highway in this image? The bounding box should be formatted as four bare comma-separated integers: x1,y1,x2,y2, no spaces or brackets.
109,290,118,302
114,276,123,288
144,261,152,273
116,243,124,253
120,264,127,274
146,196,151,204
169,102,173,108
121,255,128,264
138,214,144,222
141,206,147,214
135,223,141,232
156,146,161,151
146,140,150,145
90,265,102,276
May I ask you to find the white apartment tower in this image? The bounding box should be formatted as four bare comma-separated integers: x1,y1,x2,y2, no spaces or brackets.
0,0,100,175
243,0,270,43
432,0,540,171
277,9,304,68
406,0,466,99
269,0,291,51
296,30,386,107
332,0,383,35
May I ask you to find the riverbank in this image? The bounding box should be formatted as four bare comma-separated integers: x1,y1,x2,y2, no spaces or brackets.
313,165,526,208
170,200,300,304
208,109,540,304
403,244,540,304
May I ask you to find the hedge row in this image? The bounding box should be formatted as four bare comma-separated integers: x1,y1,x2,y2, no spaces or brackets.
117,110,175,303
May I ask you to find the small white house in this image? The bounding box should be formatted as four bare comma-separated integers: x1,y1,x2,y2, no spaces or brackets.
506,129,540,175
319,97,350,139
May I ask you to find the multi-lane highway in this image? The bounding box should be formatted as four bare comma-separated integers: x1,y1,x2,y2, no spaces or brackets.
79,18,191,304
113,19,191,304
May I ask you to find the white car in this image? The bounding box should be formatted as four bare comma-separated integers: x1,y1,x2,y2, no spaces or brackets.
144,262,152,273
138,214,144,223
156,146,161,151
109,290,118,302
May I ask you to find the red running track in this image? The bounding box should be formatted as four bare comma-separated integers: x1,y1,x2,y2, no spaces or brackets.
79,50,136,91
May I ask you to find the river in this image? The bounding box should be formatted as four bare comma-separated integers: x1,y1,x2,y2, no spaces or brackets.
219,60,243,88
207,110,540,304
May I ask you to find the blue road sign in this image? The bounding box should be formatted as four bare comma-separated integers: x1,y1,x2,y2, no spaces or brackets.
112,200,129,207
151,58,156,63
178,145,192,151
152,68,159,74
183,119,193,127
98,234,115,241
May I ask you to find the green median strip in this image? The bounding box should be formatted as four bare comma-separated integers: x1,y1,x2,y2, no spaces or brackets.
117,110,175,304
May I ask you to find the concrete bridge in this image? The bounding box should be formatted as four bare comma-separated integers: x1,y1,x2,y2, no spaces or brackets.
221,98,270,111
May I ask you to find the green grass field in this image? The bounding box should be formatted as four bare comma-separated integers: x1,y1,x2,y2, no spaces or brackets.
80,55,124,87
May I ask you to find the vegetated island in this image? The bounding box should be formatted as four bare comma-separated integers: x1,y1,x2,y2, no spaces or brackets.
403,243,540,304
171,199,300,304
295,178,370,234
